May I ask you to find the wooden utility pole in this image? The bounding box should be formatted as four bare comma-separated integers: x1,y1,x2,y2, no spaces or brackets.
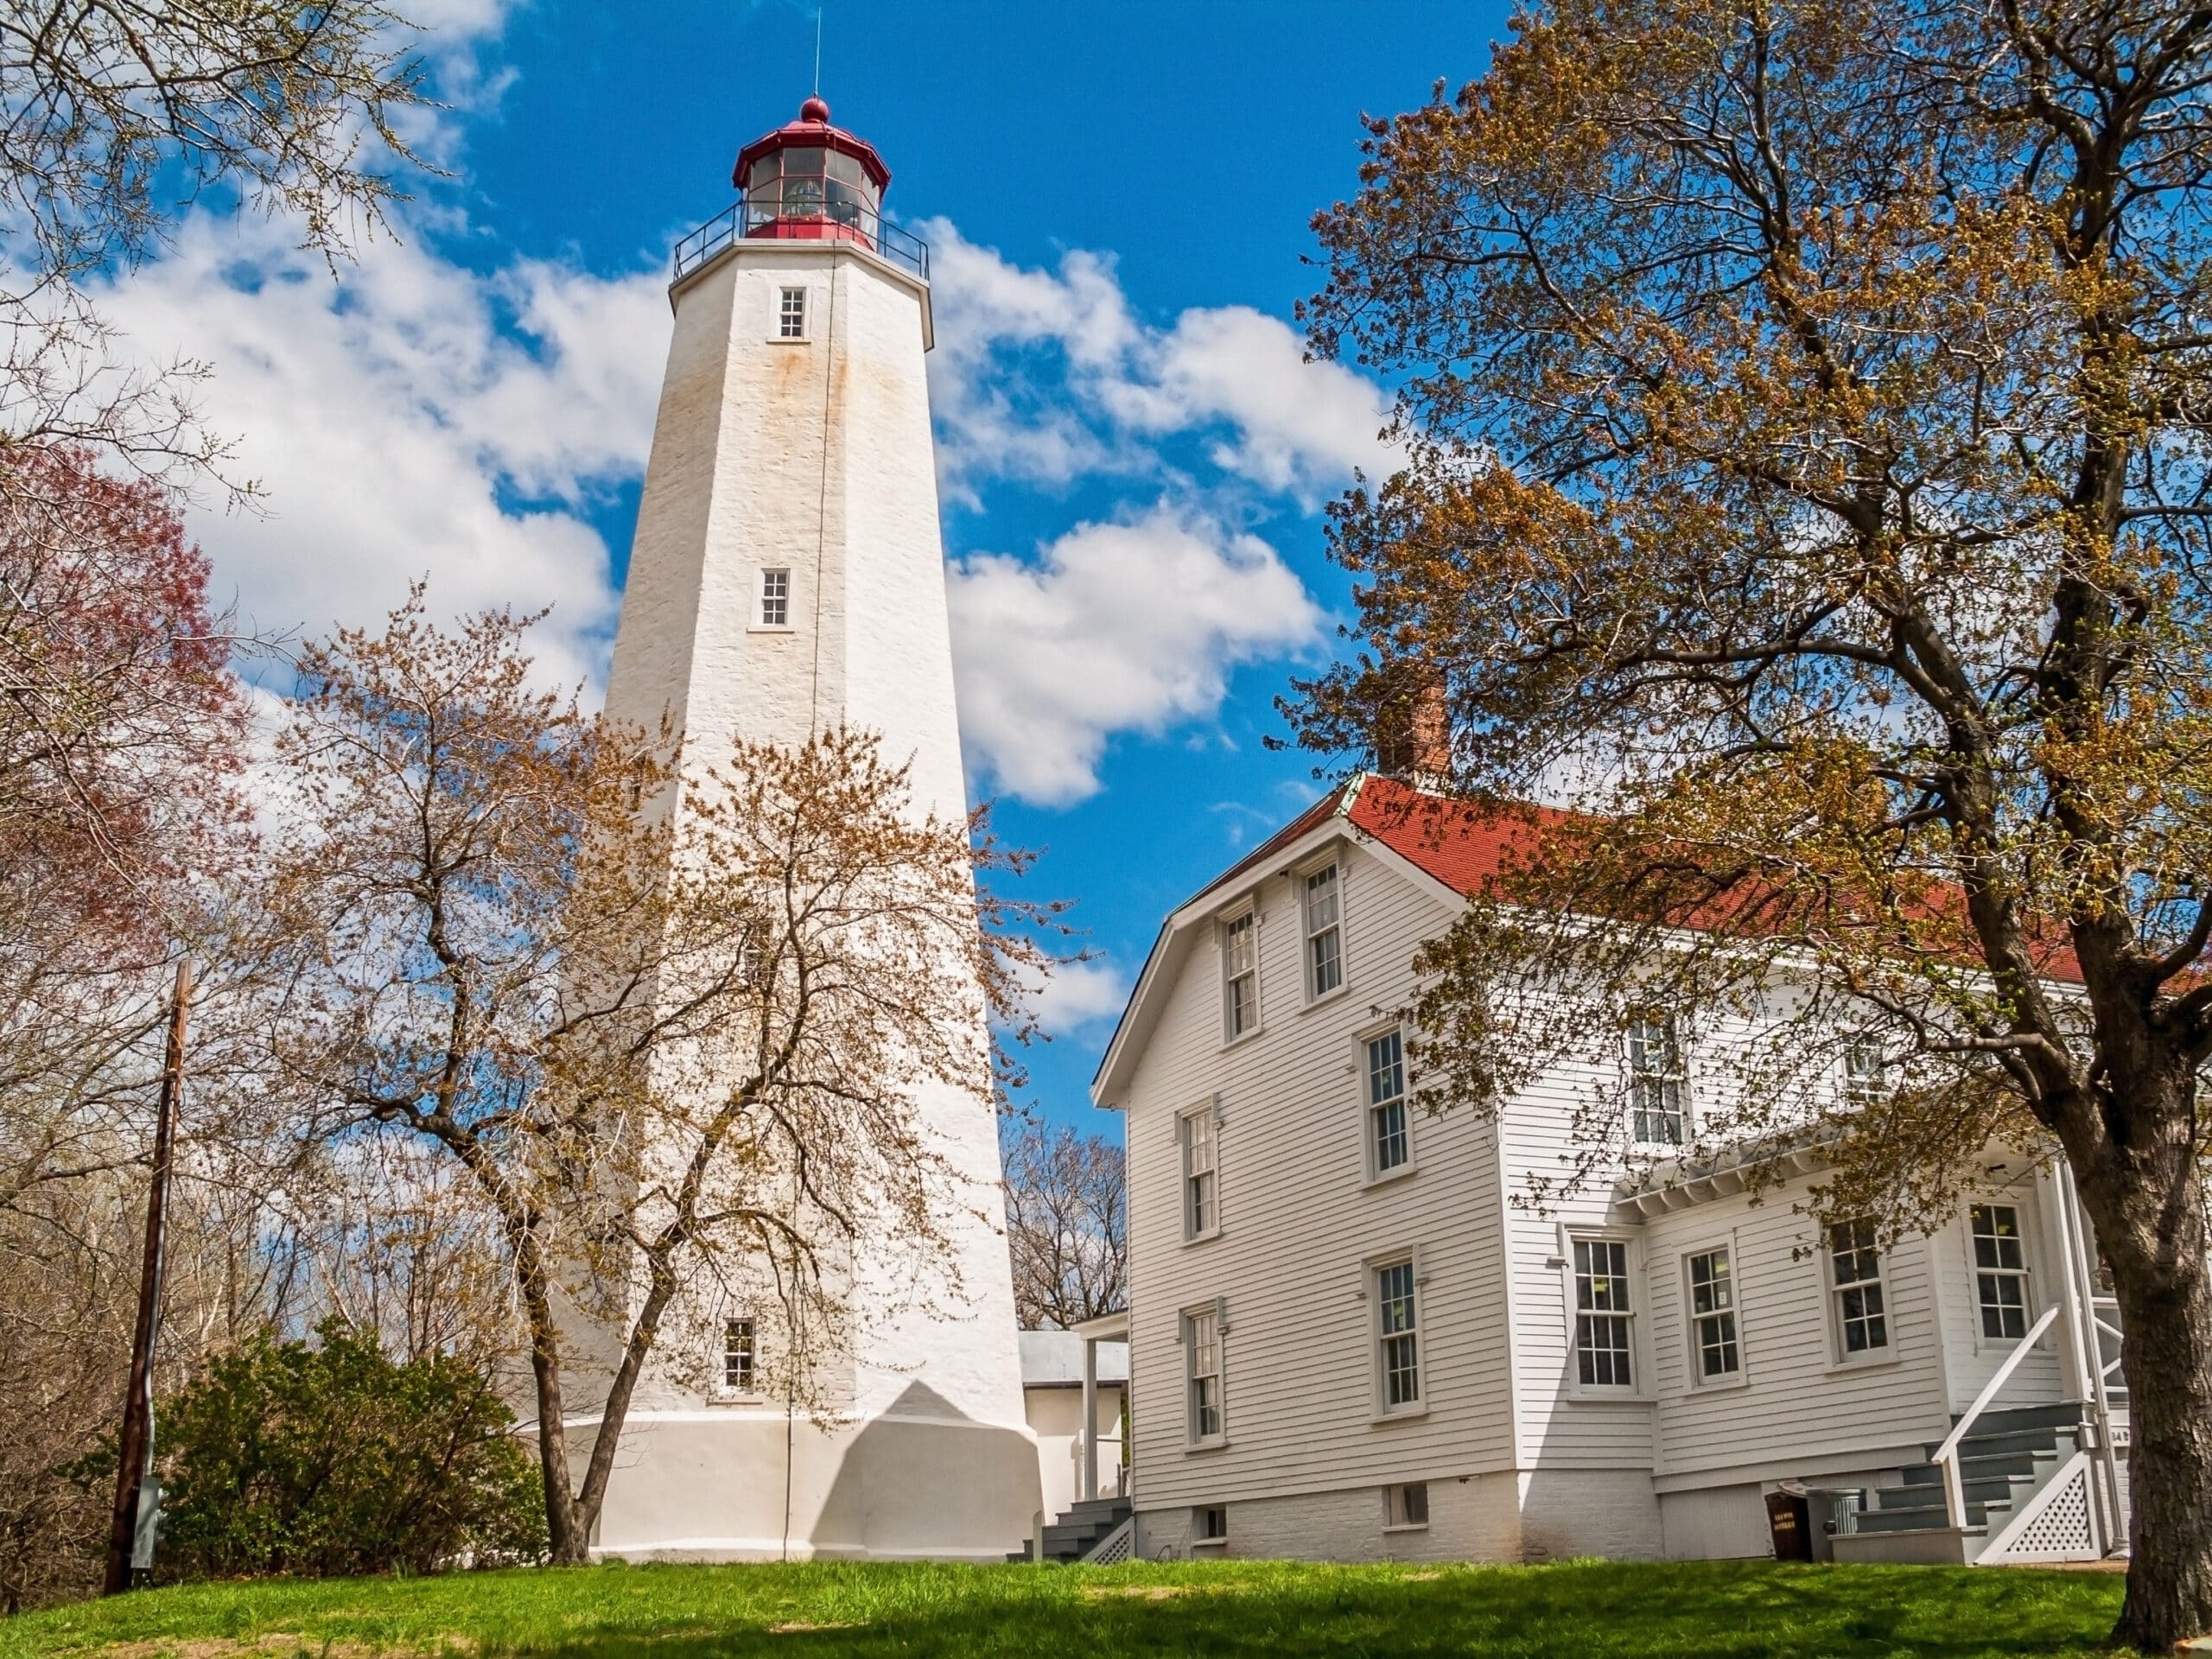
103,960,192,1595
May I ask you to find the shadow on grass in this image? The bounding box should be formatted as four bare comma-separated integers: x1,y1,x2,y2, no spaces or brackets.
459,1560,2128,1659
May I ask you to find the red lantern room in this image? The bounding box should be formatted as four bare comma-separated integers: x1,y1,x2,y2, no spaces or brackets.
734,97,892,249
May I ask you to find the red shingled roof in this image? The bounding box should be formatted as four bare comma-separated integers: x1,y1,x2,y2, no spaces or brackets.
1231,774,2083,984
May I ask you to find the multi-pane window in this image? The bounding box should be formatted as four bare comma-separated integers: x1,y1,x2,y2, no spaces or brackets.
1221,912,1256,1039
778,285,808,339
1573,1238,1635,1388
722,1317,756,1393
1185,1304,1224,1443
1376,1259,1421,1409
1828,1217,1890,1356
1843,1034,1886,1103
759,567,791,626
1304,863,1343,998
1686,1248,1739,1381
1971,1204,2031,1340
1367,1029,1409,1175
1179,1103,1217,1239
1384,1482,1429,1529
1627,1012,1687,1145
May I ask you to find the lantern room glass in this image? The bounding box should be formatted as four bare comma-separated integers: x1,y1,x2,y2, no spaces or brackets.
747,149,878,226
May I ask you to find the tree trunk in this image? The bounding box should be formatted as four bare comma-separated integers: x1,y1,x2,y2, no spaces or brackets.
2071,1065,2212,1652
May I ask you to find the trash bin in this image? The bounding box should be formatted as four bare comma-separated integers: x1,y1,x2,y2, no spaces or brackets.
1764,1488,1812,1560
1799,1488,1865,1563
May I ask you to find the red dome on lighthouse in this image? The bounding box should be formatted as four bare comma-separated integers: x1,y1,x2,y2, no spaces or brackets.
733,96,893,198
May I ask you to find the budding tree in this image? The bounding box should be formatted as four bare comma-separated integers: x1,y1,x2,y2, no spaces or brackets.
1298,3,2212,1644
264,594,1057,1566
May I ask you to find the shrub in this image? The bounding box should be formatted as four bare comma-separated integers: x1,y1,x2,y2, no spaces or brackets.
155,1320,543,1580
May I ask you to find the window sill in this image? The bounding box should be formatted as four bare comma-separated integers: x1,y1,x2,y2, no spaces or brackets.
1182,1227,1223,1248
748,625,795,634
1185,1438,1230,1455
1382,1522,1430,1535
1565,1389,1653,1405
1191,1537,1228,1551
709,1394,766,1407
1300,983,1350,1014
766,335,810,345
1370,1404,1429,1426
1823,1352,1904,1378
1685,1374,1751,1396
1361,1164,1418,1192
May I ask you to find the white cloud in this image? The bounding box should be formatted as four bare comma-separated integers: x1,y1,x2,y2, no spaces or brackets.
93,213,668,690
948,505,1325,804
1028,959,1133,1039
918,219,1397,504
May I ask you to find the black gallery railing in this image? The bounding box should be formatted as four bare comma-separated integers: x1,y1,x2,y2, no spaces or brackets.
672,198,930,283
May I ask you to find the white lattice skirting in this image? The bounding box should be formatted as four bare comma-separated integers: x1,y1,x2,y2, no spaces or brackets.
1979,1452,2102,1565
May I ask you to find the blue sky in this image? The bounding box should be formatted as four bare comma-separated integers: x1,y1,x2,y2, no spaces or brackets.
103,0,1513,1132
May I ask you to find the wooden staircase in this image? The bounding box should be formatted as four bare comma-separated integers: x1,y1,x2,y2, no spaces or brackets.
1007,1497,1133,1564
1828,1404,2113,1565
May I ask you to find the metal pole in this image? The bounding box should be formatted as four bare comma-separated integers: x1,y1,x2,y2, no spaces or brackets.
104,960,192,1595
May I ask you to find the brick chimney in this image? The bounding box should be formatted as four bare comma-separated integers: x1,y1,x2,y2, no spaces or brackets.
1372,661,1452,786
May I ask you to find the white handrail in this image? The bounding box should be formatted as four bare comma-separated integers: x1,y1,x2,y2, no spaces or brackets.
1934,1302,2063,1529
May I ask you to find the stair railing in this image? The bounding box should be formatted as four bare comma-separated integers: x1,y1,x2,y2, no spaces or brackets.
1933,1302,2062,1530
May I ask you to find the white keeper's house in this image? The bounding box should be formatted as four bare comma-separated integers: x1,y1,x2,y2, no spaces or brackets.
1087,772,2131,1568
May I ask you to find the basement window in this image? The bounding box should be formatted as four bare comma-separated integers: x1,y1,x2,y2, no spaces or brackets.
1193,1504,1227,1547
1383,1482,1429,1531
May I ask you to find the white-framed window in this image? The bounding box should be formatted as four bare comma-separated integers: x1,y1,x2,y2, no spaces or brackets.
1193,1503,1227,1544
1843,1033,1886,1103
758,567,791,628
1970,1203,2031,1340
1366,1027,1410,1176
1374,1257,1421,1412
1221,910,1257,1039
1827,1217,1891,1358
1627,1011,1687,1145
777,285,808,339
1303,861,1343,999
1179,1100,1218,1240
1573,1237,1636,1388
1184,1301,1224,1445
1685,1247,1740,1382
721,1316,757,1394
1383,1482,1429,1530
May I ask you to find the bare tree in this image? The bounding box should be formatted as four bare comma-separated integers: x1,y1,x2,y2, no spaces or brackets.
1001,1120,1126,1330
262,594,1061,1566
0,1,428,490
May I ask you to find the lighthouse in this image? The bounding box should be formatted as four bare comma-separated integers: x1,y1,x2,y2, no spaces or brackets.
594,98,1040,1560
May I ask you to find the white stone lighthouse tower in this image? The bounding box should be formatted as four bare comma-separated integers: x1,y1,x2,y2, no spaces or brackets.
593,97,1040,1560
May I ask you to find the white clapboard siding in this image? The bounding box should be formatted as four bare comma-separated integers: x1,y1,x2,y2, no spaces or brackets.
1124,841,1519,1511
1496,1050,1659,1471
1116,804,2084,1554
1637,1188,1952,1480
1929,1173,2069,1416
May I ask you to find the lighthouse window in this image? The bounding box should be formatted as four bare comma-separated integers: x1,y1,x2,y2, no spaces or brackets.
779,287,808,340
759,568,791,627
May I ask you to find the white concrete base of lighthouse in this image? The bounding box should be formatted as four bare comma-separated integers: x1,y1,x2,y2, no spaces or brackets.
579,1408,1042,1561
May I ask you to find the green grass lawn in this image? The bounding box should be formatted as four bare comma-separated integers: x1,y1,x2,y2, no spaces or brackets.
0,1559,2135,1659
